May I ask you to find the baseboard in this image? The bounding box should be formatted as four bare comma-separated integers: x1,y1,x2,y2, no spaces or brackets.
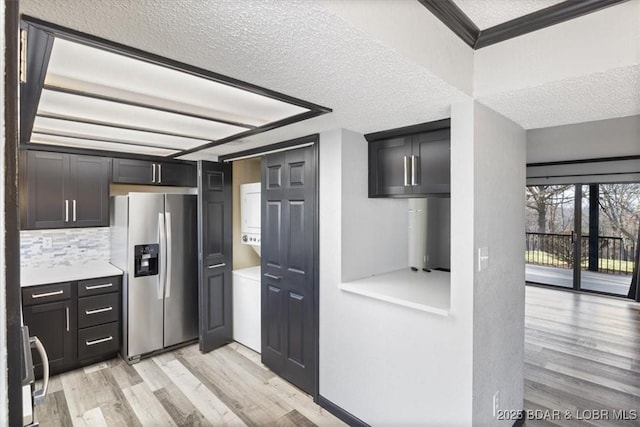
317,395,370,427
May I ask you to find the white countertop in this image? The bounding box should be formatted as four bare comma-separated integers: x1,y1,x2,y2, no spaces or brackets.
340,268,450,316
21,261,123,287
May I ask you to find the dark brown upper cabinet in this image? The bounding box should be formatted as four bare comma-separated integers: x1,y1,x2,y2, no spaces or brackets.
367,119,450,198
112,158,196,187
22,151,110,229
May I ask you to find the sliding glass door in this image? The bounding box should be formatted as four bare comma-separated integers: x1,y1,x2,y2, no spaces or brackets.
525,183,639,297
525,185,576,289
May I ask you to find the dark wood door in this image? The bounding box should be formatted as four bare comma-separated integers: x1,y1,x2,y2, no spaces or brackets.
197,160,233,353
70,155,110,227
411,129,451,195
112,158,154,185
261,146,317,395
24,151,69,229
158,162,196,187
23,300,76,377
368,136,412,197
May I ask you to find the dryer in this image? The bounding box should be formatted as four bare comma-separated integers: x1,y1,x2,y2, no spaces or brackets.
240,182,261,256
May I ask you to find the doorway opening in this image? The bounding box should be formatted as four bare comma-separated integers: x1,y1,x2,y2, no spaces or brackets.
525,183,639,297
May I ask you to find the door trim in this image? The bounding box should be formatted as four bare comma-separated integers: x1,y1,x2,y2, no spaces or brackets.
5,0,24,424
311,136,320,401
219,134,319,163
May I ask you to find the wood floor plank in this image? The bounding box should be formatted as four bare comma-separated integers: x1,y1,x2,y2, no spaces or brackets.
269,409,317,427
154,356,247,425
177,352,288,425
228,342,270,371
34,390,73,427
154,385,212,427
132,357,173,392
266,376,344,426
122,382,177,426
69,406,109,427
524,286,640,427
108,357,144,389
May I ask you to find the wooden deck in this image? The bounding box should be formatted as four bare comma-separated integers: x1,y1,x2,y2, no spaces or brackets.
526,264,632,296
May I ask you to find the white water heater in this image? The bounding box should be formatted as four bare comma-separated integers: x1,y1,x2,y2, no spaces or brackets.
240,182,261,256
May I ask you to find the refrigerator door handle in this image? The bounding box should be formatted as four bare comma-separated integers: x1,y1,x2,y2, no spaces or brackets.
158,212,167,300
165,212,172,298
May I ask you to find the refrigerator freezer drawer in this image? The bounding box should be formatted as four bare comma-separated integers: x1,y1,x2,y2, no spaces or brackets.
78,322,120,360
78,293,119,329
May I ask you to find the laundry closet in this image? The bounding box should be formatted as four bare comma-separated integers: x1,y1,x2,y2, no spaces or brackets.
231,158,262,353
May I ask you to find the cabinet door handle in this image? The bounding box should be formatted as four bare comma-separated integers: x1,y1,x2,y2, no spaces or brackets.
65,306,70,332
85,283,112,291
158,164,162,184
85,306,113,315
411,155,418,186
403,156,409,187
31,290,64,299
208,262,226,269
86,336,113,346
264,273,282,280
152,163,156,183
65,200,69,222
72,199,77,222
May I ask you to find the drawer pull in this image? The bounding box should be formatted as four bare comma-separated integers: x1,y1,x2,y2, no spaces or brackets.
86,336,113,346
85,306,113,315
208,263,226,269
85,283,113,291
32,290,64,299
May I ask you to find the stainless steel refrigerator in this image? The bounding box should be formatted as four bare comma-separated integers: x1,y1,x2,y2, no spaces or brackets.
111,193,198,362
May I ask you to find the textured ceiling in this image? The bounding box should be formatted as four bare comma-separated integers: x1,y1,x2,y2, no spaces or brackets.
19,0,638,159
478,64,640,129
20,0,468,159
453,0,566,30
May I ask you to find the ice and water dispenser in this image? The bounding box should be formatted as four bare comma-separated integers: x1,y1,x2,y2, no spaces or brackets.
134,244,159,277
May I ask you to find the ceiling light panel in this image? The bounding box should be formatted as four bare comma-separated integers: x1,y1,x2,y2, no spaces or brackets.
30,133,178,157
46,38,310,127
32,116,207,150
37,89,248,140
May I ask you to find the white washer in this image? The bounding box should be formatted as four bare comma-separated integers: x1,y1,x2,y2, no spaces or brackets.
232,266,261,353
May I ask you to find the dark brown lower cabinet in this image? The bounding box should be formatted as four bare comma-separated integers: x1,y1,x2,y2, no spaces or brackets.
22,299,76,377
22,275,122,377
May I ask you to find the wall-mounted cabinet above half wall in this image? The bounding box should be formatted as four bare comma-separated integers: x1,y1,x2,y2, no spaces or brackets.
366,119,450,198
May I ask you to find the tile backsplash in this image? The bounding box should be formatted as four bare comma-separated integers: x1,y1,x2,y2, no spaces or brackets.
20,228,110,268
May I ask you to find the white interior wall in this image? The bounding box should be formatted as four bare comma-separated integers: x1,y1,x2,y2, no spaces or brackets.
526,115,640,163
0,0,8,422
341,129,407,282
319,116,475,424
472,101,526,426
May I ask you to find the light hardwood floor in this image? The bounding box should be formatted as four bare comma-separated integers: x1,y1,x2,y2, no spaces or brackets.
34,342,344,426
524,285,640,426
35,286,640,426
